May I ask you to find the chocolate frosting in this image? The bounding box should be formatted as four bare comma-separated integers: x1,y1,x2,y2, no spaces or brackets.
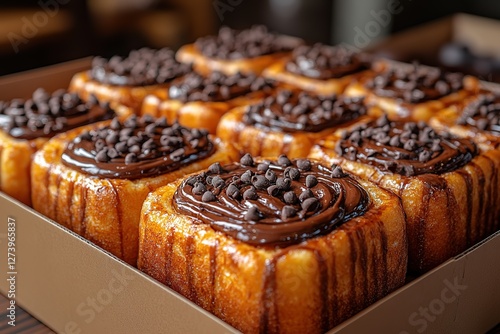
366,62,464,103
0,88,114,140
90,47,191,86
174,155,369,247
62,115,215,179
194,25,302,60
336,116,477,176
168,71,274,103
457,93,500,134
285,43,370,80
243,89,367,132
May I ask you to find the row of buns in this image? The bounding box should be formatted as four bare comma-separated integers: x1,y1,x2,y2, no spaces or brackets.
0,25,499,333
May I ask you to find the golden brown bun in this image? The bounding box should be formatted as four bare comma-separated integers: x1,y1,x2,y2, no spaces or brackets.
31,122,240,265
343,62,480,122
0,131,47,206
69,71,169,113
216,106,381,159
309,131,500,273
176,44,291,76
141,90,271,135
262,57,374,95
138,176,407,334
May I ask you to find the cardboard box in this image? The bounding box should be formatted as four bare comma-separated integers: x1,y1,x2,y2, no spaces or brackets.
0,59,499,334
368,13,500,82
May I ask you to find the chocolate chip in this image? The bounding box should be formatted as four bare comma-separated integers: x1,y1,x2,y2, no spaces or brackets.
226,184,240,199
283,191,298,204
251,175,269,189
241,170,254,183
257,163,269,172
170,148,185,161
331,164,346,178
419,150,432,162
208,162,224,174
267,185,280,197
211,176,225,188
301,197,320,212
125,152,137,164
284,167,300,180
305,175,318,188
281,206,297,220
244,206,262,221
193,182,206,195
186,176,197,186
276,177,291,190
95,150,109,162
296,159,312,171
202,191,217,202
240,153,254,166
243,187,258,200
265,169,277,183
277,154,292,167
299,189,314,202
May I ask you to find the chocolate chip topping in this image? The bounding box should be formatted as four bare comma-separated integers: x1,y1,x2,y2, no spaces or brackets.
243,89,367,133
285,43,370,80
194,25,302,60
366,62,464,103
61,115,215,179
336,116,477,176
173,156,369,247
90,47,191,86
457,93,500,134
0,88,114,140
168,71,274,103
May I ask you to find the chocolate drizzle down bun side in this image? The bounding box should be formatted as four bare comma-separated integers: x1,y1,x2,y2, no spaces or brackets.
286,43,370,80
0,88,114,140
174,154,369,247
242,89,367,133
90,47,192,86
168,71,274,103
336,116,477,176
62,115,214,179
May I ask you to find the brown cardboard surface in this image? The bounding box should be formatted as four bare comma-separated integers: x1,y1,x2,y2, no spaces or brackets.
0,55,499,334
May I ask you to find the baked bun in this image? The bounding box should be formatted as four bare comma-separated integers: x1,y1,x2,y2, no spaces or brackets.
430,90,500,150
69,48,192,112
176,25,303,75
0,88,118,205
216,88,381,158
141,71,275,134
344,61,480,121
31,115,239,265
138,155,407,334
263,43,373,95
309,115,500,272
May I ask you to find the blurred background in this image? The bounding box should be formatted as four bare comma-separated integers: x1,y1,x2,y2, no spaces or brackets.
1,0,500,78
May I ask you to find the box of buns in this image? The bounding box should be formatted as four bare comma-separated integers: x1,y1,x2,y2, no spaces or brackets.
0,23,499,334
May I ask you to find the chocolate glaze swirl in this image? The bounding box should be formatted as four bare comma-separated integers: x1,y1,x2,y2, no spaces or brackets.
168,71,274,103
366,62,464,103
243,89,366,132
0,88,114,140
194,25,302,60
457,93,500,134
62,115,215,179
90,47,191,86
336,116,477,176
174,155,369,247
285,43,370,80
